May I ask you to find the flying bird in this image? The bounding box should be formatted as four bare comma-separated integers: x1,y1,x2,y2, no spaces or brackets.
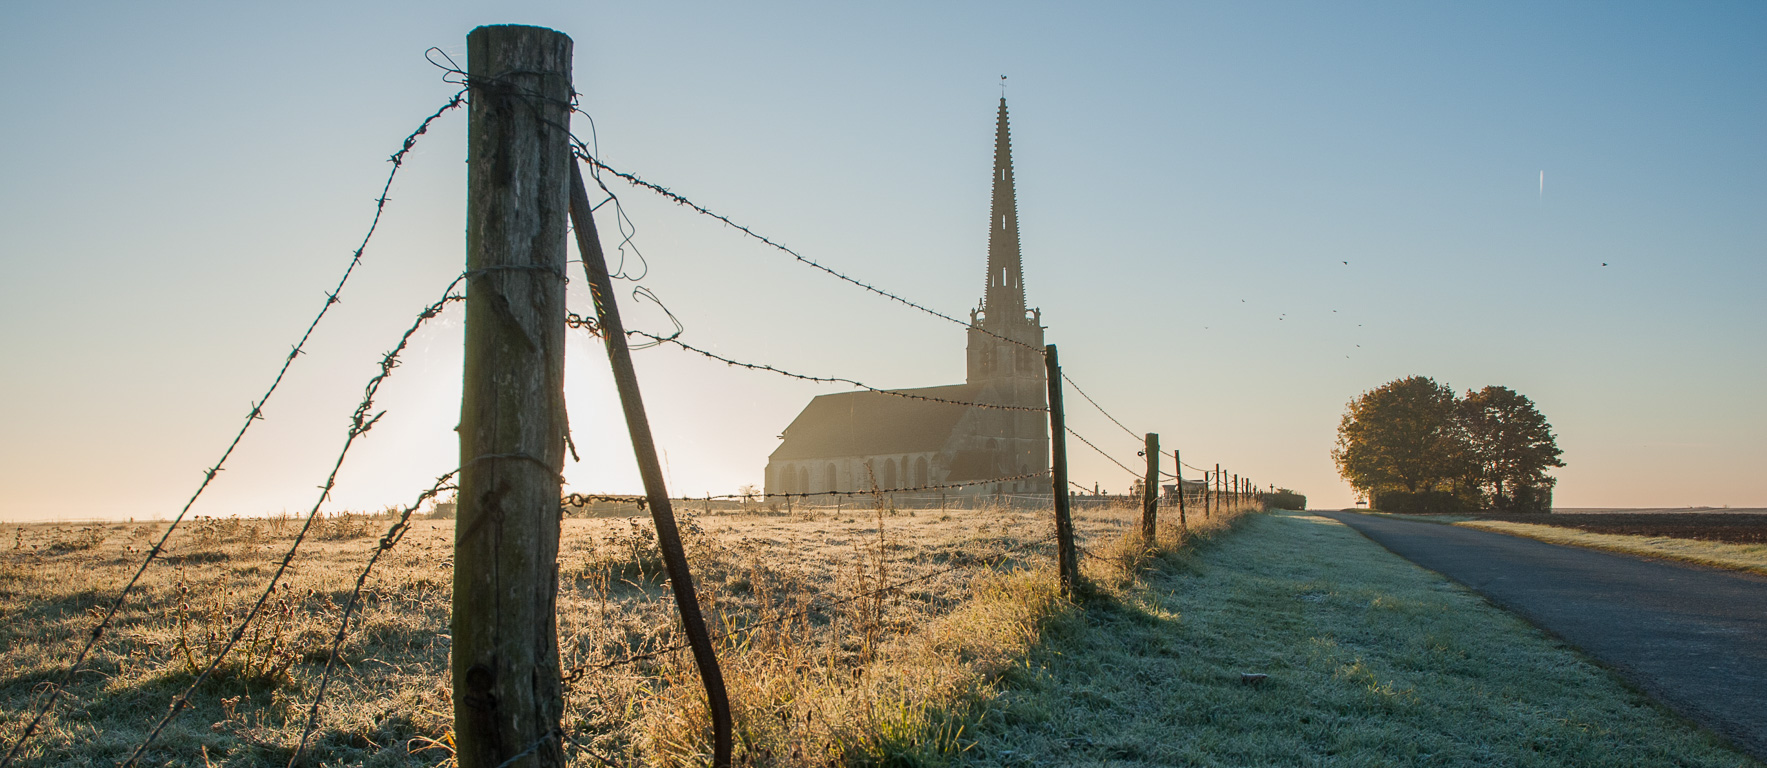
1601,262,1609,267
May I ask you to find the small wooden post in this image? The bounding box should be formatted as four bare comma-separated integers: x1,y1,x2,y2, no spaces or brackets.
1215,464,1223,516
455,24,573,768
1045,344,1078,595
1174,449,1187,533
1141,433,1159,544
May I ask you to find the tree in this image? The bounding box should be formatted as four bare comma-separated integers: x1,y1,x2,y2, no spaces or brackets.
1459,386,1565,512
1332,376,1468,497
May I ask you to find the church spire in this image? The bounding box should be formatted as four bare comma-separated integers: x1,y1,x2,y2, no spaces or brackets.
983,96,1026,328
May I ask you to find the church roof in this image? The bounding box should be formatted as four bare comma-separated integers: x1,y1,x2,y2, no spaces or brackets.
769,384,981,461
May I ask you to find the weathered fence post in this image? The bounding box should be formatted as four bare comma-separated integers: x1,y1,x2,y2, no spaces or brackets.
1174,449,1187,533
569,163,733,767
1215,463,1222,516
1141,433,1159,544
455,24,573,768
1045,344,1079,595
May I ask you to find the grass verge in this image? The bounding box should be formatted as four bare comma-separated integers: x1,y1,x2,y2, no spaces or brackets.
1453,520,1767,577
963,511,1761,767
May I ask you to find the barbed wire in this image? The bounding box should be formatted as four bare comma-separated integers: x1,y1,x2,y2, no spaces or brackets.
119,278,465,768
624,286,685,349
287,470,460,767
706,469,1052,501
0,93,467,768
569,115,649,282
575,152,1048,357
563,492,647,509
626,329,1049,413
1065,427,1142,479
1060,373,1142,443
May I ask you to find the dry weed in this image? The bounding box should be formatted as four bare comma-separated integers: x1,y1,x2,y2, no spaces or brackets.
0,497,1251,766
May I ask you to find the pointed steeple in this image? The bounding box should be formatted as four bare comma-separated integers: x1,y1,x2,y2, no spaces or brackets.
983,97,1026,328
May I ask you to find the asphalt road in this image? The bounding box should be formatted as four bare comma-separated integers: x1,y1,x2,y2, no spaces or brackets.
1316,511,1767,762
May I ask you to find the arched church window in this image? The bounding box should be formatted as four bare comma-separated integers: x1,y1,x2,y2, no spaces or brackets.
824,464,837,493
798,467,809,494
883,458,898,489
914,456,929,488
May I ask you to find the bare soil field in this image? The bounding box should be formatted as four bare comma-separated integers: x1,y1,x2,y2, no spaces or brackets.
0,498,1235,766
1474,513,1767,544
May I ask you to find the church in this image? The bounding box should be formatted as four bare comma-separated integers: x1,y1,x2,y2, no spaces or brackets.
765,98,1049,497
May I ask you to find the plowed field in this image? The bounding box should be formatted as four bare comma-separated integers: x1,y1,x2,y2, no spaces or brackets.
1474,513,1767,544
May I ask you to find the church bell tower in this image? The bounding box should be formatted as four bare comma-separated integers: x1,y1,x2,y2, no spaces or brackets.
964,97,1048,486
966,97,1045,394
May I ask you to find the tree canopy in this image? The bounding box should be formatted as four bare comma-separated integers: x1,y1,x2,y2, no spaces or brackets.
1333,376,1564,512
1460,385,1566,511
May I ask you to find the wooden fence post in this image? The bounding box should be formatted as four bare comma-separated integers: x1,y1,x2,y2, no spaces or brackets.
455,24,573,768
1174,449,1187,533
1141,433,1159,544
569,164,733,766
1045,344,1078,595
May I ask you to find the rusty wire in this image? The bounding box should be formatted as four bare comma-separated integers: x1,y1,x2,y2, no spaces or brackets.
119,279,465,768
1066,426,1142,478
705,469,1053,501
626,329,1049,413
1060,372,1142,443
563,492,647,509
575,151,1048,358
287,470,460,768
0,92,467,768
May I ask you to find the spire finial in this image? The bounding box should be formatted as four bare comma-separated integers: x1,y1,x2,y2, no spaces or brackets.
1000,74,1007,99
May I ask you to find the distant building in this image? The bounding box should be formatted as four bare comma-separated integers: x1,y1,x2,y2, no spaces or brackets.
765,98,1049,496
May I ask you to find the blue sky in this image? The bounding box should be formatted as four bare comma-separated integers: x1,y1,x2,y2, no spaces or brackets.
2,1,1762,519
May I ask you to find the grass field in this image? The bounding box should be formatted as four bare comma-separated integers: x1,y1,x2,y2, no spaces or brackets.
0,499,1254,767
3,505,1756,766
964,512,1762,767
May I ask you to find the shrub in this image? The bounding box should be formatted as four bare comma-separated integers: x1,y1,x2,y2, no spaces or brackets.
1371,489,1470,515
1262,489,1307,511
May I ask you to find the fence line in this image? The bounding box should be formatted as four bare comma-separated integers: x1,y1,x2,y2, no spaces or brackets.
576,151,1048,359
1066,426,1142,478
1061,373,1143,444
0,92,469,768
118,278,465,768
6,66,1297,768
626,329,1050,412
